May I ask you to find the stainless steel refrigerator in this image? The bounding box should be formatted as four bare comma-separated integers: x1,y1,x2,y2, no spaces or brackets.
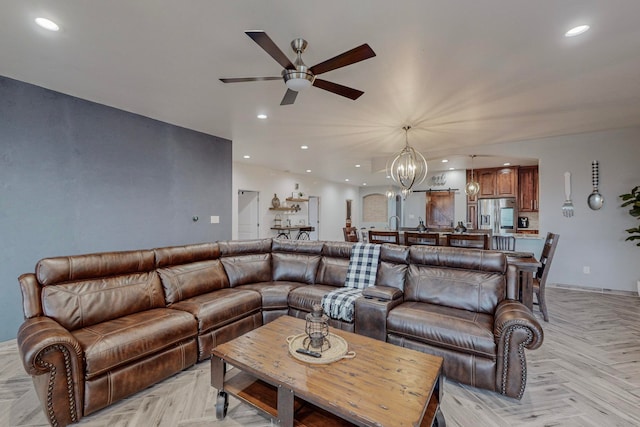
478,198,517,234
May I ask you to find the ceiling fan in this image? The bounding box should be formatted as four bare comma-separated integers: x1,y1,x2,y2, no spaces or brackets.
220,31,376,105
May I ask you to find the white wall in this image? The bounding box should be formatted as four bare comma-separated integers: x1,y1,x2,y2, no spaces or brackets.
233,163,360,242
471,126,640,292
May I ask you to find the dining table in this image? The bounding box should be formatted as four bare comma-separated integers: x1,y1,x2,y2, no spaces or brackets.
502,251,541,311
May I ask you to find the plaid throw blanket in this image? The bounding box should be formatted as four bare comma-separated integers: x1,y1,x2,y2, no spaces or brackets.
322,243,381,322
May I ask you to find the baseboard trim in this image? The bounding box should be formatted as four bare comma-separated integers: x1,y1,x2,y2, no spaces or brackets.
549,283,639,297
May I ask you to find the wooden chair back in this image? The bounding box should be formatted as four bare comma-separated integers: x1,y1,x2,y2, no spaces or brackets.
368,230,400,244
404,232,440,246
492,235,516,251
343,227,359,242
446,233,489,250
537,232,560,285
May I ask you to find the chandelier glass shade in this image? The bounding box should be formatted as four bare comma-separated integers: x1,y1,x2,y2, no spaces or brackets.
388,126,428,193
465,155,480,196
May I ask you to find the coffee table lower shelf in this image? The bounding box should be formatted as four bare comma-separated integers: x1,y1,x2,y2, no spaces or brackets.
218,369,355,426
215,368,443,427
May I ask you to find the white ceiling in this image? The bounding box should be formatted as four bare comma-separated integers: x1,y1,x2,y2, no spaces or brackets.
2,1,640,186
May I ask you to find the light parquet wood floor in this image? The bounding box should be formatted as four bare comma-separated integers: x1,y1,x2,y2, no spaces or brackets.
2,288,640,426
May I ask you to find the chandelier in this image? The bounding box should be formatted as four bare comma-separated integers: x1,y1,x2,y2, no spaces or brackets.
388,126,428,195
465,155,480,196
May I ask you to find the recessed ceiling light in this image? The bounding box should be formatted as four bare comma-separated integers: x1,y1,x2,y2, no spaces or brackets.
355,164,361,168
300,145,308,150
345,178,350,182
362,183,367,186
565,25,590,37
442,159,448,163
449,167,455,170
35,17,60,31
386,175,391,179
257,114,267,119
503,162,511,166
306,169,311,173
243,155,251,159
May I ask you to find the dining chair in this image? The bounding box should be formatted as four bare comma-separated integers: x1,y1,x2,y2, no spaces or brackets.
368,230,400,244
343,227,359,242
492,235,516,251
534,232,560,322
404,232,440,246
446,233,489,250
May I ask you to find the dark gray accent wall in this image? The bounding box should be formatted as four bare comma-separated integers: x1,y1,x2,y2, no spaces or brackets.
0,76,232,341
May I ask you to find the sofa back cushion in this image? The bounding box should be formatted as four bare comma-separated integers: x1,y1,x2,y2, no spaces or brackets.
315,242,352,286
36,250,164,330
375,244,409,290
154,242,220,267
271,240,323,284
158,260,229,305
221,254,272,287
405,246,506,314
219,238,273,287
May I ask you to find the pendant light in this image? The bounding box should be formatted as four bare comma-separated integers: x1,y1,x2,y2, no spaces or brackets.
465,155,480,196
388,126,428,195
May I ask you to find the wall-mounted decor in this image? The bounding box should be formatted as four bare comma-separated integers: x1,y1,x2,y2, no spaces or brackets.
587,161,604,210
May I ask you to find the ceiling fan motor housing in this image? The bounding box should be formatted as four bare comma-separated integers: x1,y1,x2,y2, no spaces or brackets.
283,38,314,91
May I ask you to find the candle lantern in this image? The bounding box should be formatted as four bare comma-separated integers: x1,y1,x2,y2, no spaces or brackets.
304,304,330,352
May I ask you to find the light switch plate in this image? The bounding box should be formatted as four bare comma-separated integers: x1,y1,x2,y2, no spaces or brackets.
210,216,219,224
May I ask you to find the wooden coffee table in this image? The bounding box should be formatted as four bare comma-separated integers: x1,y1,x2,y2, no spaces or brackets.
211,315,445,426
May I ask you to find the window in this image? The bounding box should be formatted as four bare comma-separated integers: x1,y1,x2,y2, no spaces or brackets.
363,194,387,222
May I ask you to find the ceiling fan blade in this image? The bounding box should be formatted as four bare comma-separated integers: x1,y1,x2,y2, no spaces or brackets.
309,44,376,75
312,79,364,100
245,31,295,70
280,89,298,105
220,77,281,83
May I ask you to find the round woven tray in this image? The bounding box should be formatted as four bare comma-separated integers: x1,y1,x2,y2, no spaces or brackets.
286,333,356,364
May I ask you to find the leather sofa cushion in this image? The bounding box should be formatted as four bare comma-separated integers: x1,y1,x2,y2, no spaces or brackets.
288,284,339,313
405,264,505,314
218,238,272,256
409,245,506,273
158,259,229,305
272,253,321,284
315,256,349,286
272,239,324,254
221,253,272,287
387,302,496,359
376,260,408,291
42,271,166,330
73,308,197,379
154,243,220,267
36,250,155,286
235,281,304,309
170,288,261,333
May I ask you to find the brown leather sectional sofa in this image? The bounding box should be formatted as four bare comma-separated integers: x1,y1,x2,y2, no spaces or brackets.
17,238,543,426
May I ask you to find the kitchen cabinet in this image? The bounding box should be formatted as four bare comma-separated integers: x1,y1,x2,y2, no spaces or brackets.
471,167,517,199
467,203,477,229
518,166,539,212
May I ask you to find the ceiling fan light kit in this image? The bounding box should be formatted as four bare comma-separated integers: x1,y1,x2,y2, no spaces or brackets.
220,31,376,105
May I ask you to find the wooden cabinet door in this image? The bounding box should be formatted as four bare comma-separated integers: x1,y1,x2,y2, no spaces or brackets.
467,203,477,229
518,166,538,211
426,192,455,229
496,167,517,197
478,170,496,198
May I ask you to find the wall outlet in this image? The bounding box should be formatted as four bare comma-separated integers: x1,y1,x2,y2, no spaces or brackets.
210,215,219,224
583,266,590,274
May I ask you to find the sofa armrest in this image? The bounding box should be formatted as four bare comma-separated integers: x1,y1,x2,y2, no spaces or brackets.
493,299,544,399
361,285,403,302
355,296,403,342
18,317,85,427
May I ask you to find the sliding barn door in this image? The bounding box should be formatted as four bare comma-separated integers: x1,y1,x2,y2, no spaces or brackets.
425,191,455,229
